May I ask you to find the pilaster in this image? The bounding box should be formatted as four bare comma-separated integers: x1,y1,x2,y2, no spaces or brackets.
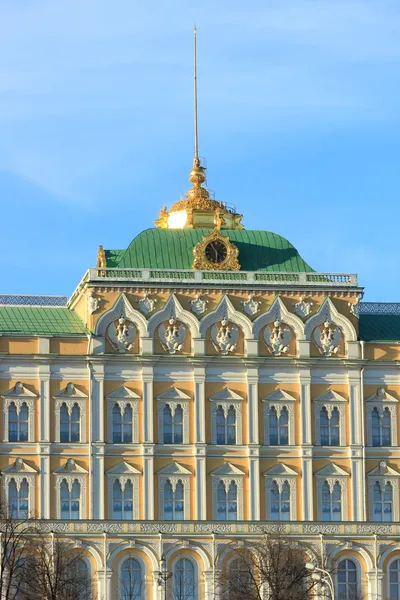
142,364,154,442
195,448,207,519
38,362,51,442
92,443,105,519
194,365,206,444
249,447,260,520
91,362,105,443
246,365,259,445
39,443,50,519
143,445,155,519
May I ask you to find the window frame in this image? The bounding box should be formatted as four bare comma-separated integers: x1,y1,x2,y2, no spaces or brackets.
2,382,36,443
316,465,349,521
107,386,141,445
157,387,191,445
172,556,198,600
2,459,36,516
262,390,295,446
106,462,140,520
334,557,361,600
264,464,297,521
211,463,245,520
314,390,346,447
366,388,398,447
209,388,243,446
118,555,145,600
54,384,87,444
367,462,400,521
54,460,87,520
158,462,191,520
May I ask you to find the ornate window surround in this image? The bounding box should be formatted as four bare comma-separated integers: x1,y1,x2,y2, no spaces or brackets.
314,390,347,446
366,388,398,447
54,459,88,519
2,458,37,514
106,386,140,444
106,461,141,520
2,382,36,443
171,555,199,600
211,463,245,520
157,387,191,444
264,464,297,520
54,383,87,444
334,556,362,600
117,554,146,600
262,389,295,446
315,463,349,521
158,462,191,520
209,388,243,445
367,461,400,521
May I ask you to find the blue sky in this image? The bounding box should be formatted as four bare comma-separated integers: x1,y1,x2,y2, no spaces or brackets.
1,0,400,301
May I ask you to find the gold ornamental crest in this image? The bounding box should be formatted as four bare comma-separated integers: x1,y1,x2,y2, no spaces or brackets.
192,228,240,271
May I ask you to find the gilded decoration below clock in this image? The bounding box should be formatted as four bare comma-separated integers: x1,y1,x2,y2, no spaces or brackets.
192,228,240,271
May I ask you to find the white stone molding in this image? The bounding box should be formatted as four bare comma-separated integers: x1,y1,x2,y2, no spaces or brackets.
211,318,239,355
366,388,398,447
116,553,146,600
95,292,148,344
315,463,349,521
87,288,100,315
148,294,200,342
2,458,37,515
54,383,87,443
106,462,141,520
190,293,208,317
157,462,191,520
253,296,305,347
264,464,297,520
367,462,400,521
242,294,261,317
106,386,140,444
138,292,157,315
263,320,292,356
54,459,88,519
305,297,357,356
262,389,296,446
210,463,245,520
158,317,187,354
209,388,244,445
157,386,191,444
314,390,347,446
200,294,252,340
293,297,313,319
2,382,36,443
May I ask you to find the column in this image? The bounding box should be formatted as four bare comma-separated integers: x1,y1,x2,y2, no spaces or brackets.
247,364,260,520
39,448,50,518
194,365,206,444
142,364,154,519
249,449,260,520
194,365,207,519
367,569,383,600
92,445,105,519
246,365,259,445
299,367,313,520
90,361,105,520
91,362,105,443
142,364,154,442
349,368,365,520
143,449,155,519
38,363,51,518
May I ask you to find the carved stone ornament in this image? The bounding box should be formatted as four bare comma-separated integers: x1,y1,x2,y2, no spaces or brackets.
87,288,100,314
190,293,208,316
138,292,157,315
313,320,341,356
242,294,260,317
293,296,313,318
158,317,186,354
192,228,240,271
211,318,238,355
107,316,136,353
264,320,291,356
348,298,360,318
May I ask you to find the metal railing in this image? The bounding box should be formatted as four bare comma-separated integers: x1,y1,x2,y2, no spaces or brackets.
0,294,68,307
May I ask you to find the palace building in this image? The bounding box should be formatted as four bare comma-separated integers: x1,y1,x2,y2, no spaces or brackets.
2,34,400,600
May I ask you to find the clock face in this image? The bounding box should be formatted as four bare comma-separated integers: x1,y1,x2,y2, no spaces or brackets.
205,240,228,264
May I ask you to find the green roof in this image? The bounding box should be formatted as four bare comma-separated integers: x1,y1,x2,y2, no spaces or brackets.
359,315,400,342
105,228,314,272
0,307,87,336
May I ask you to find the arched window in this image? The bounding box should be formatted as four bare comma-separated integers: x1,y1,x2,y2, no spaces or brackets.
112,479,133,520
321,481,342,521
60,479,80,519
174,558,197,600
320,407,340,446
163,404,183,444
120,557,143,600
373,481,393,522
8,402,29,442
229,557,256,597
112,404,133,444
60,403,80,443
164,479,184,520
8,478,29,518
217,480,237,520
389,560,400,600
372,407,391,447
337,559,358,600
270,480,290,521
269,406,288,445
71,558,91,597
216,405,236,445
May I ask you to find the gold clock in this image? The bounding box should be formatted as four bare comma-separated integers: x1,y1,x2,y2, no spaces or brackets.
193,229,240,271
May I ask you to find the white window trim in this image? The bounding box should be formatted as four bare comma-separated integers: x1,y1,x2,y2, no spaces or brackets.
387,557,400,600
334,556,362,600
262,392,295,446
211,477,244,520
264,474,297,520
107,474,140,520
54,384,87,444
158,474,191,520
107,400,139,444
368,477,399,522
171,555,199,600
2,459,36,515
2,383,36,443
54,460,87,520
315,403,346,446
117,554,145,600
366,388,398,447
316,475,348,521
157,387,191,445
209,389,244,446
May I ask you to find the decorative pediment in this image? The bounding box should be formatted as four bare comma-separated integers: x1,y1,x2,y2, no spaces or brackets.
263,464,297,477
315,463,349,477
156,387,191,401
148,294,200,339
1,382,36,399
106,461,141,475
304,297,357,342
157,462,192,476
368,461,400,477
209,388,243,402
199,294,252,339
366,388,398,403
262,389,296,403
95,293,148,338
313,390,347,403
54,459,88,475
106,386,140,400
253,296,305,340
54,383,87,399
2,458,37,474
210,463,245,477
